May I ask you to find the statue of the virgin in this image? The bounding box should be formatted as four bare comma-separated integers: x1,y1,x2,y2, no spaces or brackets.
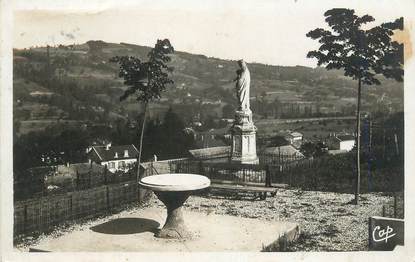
234,60,250,111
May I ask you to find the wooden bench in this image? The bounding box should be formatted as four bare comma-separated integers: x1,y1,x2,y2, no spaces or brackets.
209,179,288,200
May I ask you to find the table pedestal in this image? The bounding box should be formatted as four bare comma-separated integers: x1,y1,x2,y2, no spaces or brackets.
154,191,192,239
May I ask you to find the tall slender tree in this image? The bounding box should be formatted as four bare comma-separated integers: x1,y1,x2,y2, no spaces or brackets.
306,9,403,204
111,39,174,182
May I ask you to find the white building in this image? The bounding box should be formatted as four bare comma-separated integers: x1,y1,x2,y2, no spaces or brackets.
337,135,356,151
88,144,139,172
285,132,303,144
327,134,355,152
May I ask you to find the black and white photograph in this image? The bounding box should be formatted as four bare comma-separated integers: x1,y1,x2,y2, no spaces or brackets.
1,0,414,261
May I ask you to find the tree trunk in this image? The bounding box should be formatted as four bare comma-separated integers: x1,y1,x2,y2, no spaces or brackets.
354,77,362,205
137,102,148,183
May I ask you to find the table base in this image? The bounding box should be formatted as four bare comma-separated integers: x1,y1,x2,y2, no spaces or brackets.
154,191,193,239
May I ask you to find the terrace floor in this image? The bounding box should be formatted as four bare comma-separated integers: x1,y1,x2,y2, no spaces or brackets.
27,206,298,252
17,188,391,252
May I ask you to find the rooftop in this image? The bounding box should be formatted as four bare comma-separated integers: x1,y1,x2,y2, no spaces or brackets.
91,144,139,162
287,132,303,138
336,135,355,141
189,146,231,159
263,145,304,157
198,126,231,135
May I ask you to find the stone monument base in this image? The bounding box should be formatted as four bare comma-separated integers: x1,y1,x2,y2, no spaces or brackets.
230,110,259,164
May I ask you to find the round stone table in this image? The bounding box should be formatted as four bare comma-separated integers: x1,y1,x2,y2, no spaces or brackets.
139,173,210,239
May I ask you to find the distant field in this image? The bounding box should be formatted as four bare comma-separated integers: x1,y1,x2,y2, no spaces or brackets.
255,116,356,141
255,116,355,125
18,120,85,135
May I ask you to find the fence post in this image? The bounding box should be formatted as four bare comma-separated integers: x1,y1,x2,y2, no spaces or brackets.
69,193,73,220
300,166,304,187
40,198,46,233
394,192,397,218
23,204,27,234
198,161,204,176
265,165,271,187
55,201,59,225
106,185,110,212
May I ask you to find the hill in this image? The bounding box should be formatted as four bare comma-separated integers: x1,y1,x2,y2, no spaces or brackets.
13,40,404,135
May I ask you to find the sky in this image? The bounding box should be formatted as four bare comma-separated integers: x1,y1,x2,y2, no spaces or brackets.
12,0,413,67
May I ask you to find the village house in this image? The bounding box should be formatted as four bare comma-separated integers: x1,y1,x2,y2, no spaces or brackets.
88,143,139,172
284,131,304,149
194,127,232,148
263,144,305,158
326,134,355,153
285,132,303,144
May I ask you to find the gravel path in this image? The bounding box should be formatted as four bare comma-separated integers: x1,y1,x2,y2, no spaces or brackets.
176,189,391,251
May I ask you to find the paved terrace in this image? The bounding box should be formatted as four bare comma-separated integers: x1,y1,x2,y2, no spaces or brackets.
28,206,298,252
17,188,390,252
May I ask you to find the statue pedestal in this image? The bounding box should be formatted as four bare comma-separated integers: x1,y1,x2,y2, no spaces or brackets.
230,110,259,164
